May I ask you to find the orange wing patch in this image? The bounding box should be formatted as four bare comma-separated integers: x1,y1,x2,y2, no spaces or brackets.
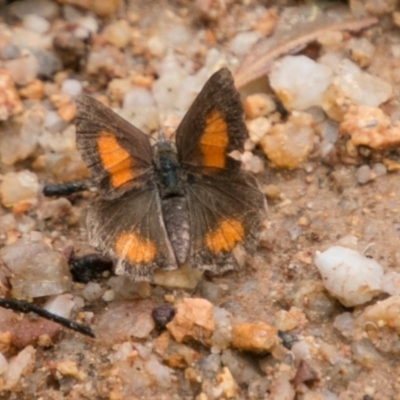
199,110,228,168
205,218,244,254
115,232,156,264
97,131,134,187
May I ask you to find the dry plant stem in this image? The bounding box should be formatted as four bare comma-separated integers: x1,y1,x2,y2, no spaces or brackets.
234,17,378,89
0,298,95,338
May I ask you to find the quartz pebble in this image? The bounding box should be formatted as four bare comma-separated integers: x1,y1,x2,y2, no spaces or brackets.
270,55,333,111
0,170,39,208
321,59,392,121
167,298,215,345
339,105,400,150
4,51,39,86
97,300,155,344
0,69,23,121
243,93,276,119
4,346,36,390
0,239,71,299
260,112,316,169
61,79,82,97
315,246,384,307
231,322,277,353
22,14,50,34
154,331,199,368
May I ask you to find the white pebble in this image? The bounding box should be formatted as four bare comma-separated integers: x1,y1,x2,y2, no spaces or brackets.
123,86,155,109
229,31,262,57
315,246,383,307
333,312,354,338
22,14,50,34
0,170,39,207
44,294,75,318
270,55,333,110
82,282,104,302
102,289,115,302
61,79,82,97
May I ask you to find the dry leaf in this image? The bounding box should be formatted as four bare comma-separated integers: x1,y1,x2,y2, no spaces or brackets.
234,5,378,89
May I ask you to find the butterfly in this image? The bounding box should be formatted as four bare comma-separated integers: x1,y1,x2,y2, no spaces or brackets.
75,68,267,282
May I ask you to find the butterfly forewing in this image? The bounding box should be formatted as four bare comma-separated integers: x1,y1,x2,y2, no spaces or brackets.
75,95,154,200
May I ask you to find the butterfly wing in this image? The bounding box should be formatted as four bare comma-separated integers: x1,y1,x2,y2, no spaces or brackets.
176,68,267,273
86,188,177,281
75,95,154,200
75,95,177,280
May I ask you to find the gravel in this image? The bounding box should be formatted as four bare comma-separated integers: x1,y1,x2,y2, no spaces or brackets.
1,0,400,398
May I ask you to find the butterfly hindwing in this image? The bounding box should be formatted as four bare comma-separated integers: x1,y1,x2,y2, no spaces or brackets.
75,95,154,200
86,186,177,281
185,168,266,273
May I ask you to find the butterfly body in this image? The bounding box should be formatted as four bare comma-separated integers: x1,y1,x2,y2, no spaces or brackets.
76,68,267,282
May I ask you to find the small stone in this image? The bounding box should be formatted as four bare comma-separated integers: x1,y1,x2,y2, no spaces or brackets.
274,307,307,331
260,112,316,169
22,14,50,34
96,300,154,345
102,289,115,302
333,312,354,338
347,37,375,68
61,79,82,97
315,246,383,307
215,367,239,398
4,51,39,86
221,349,263,384
355,165,376,185
270,55,333,111
231,322,277,353
37,198,73,222
229,31,262,57
166,298,215,345
0,238,72,299
56,360,86,381
86,46,128,79
9,0,59,20
4,345,36,390
262,184,281,201
210,307,233,352
0,170,39,208
253,8,279,36
56,0,121,17
244,93,276,119
322,59,392,121
154,331,199,368
372,163,387,177
152,304,176,329
57,102,76,122
82,282,104,302
19,79,44,99
108,276,150,299
0,70,23,121
355,295,400,353
103,20,131,49
246,117,271,144
153,263,203,290
340,105,400,150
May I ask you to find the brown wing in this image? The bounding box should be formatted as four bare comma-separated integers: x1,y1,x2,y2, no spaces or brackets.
176,68,266,272
184,169,267,273
175,68,246,173
86,186,177,281
75,95,154,200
